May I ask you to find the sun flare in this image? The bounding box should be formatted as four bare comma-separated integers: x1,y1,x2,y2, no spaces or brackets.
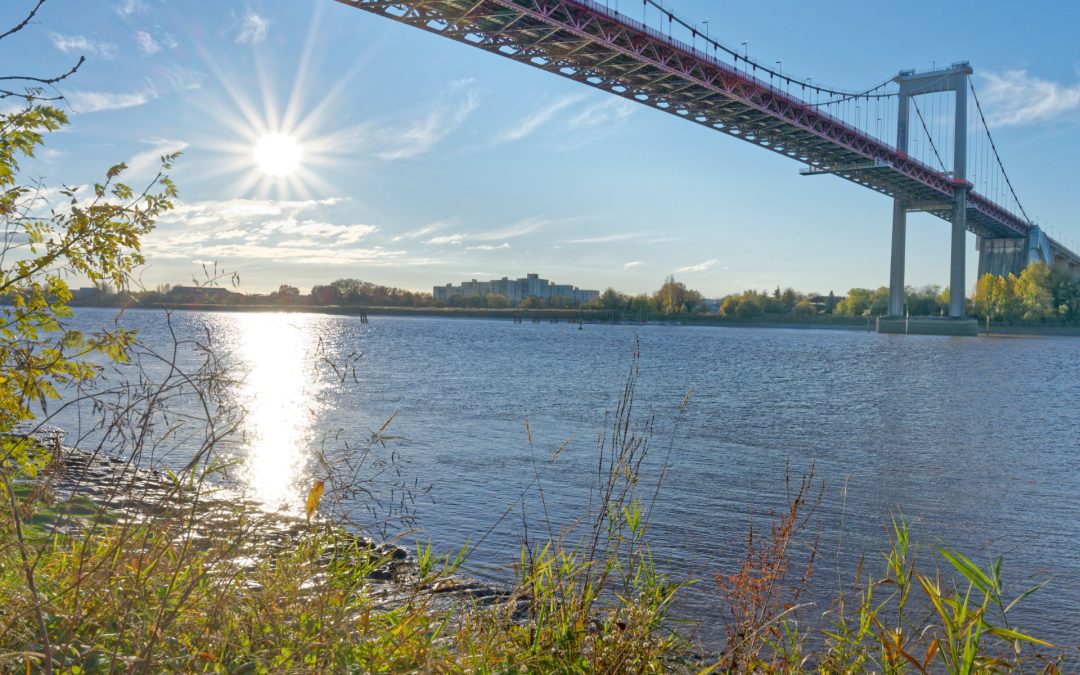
253,133,303,176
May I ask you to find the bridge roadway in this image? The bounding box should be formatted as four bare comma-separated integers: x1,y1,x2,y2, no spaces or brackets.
334,0,1080,273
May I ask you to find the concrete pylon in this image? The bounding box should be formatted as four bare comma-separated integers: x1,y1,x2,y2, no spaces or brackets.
888,63,973,319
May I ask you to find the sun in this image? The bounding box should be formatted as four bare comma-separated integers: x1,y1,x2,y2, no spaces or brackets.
253,133,303,176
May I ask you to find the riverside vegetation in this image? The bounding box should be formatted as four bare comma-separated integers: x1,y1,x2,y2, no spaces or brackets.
0,6,1071,672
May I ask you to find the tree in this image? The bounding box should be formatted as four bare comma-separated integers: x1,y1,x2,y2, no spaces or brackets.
1,104,176,446
1015,261,1054,321
310,284,342,305
654,275,703,314
734,294,762,318
274,284,300,305
973,273,1008,333
825,290,838,314
599,287,624,311
484,292,509,308
834,288,870,316
780,287,798,313
792,299,816,317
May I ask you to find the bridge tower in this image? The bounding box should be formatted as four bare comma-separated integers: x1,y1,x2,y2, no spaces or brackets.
887,63,972,319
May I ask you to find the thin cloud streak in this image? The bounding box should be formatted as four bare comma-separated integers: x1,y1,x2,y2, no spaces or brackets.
124,138,189,179
467,243,511,251
497,94,584,142
676,258,718,273
425,217,548,246
50,33,117,59
567,98,634,128
67,89,153,113
392,223,446,241
66,65,203,113
376,83,479,160
567,233,641,244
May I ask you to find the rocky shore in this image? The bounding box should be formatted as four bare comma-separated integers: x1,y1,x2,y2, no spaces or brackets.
19,427,520,619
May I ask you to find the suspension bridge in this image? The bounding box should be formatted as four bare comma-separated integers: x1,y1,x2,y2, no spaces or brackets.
334,0,1080,334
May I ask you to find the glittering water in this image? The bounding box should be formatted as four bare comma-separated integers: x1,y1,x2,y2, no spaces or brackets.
61,308,1080,648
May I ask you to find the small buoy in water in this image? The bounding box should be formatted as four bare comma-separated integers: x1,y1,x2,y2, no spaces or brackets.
578,324,583,330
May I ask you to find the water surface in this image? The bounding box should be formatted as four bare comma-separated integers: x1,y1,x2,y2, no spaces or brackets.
58,309,1080,648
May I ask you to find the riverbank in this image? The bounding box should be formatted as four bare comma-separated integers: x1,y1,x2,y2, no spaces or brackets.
30,432,517,616
76,301,1080,336
77,301,874,330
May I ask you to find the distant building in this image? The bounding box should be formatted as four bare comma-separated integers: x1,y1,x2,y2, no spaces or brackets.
434,273,599,306
167,286,236,304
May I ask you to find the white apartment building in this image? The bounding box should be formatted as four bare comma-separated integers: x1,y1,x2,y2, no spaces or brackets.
434,273,599,306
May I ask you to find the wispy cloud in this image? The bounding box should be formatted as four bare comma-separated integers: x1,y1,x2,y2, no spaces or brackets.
115,0,145,16
624,261,642,268
134,30,177,55
392,222,446,242
567,98,634,129
497,94,584,143
477,216,547,240
376,82,479,160
676,258,718,273
980,69,1080,127
136,30,160,55
67,89,154,113
426,217,548,246
467,243,511,251
124,138,189,179
66,65,203,113
49,33,117,59
567,232,641,244
236,11,270,45
427,234,465,245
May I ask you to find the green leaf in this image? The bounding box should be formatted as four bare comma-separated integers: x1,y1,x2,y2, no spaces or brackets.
938,548,992,595
986,626,1052,647
1004,581,1048,614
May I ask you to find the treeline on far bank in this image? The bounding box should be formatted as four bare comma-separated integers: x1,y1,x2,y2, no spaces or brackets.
70,264,1080,325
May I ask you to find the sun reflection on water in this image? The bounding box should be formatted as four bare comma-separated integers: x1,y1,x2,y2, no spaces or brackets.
228,313,325,511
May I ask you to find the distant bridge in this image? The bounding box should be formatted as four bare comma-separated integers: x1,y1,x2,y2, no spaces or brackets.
334,0,1080,324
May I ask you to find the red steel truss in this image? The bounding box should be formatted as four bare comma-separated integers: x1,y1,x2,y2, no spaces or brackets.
335,0,1060,247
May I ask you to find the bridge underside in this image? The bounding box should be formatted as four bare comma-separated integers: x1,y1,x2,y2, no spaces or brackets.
337,0,1037,237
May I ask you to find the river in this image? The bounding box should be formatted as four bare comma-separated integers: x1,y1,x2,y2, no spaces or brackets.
52,308,1080,649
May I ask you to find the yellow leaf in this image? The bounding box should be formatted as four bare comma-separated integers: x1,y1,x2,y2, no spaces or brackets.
305,480,325,522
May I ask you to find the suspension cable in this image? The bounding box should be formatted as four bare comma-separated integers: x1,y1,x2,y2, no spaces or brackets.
969,82,1032,223
638,0,898,100
910,96,947,172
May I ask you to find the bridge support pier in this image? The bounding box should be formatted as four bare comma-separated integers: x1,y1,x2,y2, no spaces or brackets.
976,226,1058,278
977,237,1027,277
950,189,967,318
888,200,907,317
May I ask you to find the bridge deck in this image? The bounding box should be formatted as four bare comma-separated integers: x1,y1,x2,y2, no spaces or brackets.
336,0,1079,264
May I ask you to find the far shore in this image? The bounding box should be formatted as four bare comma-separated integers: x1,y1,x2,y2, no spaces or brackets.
70,302,1080,337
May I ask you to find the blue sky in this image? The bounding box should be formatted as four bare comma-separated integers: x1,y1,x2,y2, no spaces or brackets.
6,0,1079,296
